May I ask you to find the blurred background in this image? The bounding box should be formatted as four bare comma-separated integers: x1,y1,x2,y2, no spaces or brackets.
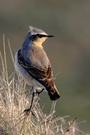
0,0,90,132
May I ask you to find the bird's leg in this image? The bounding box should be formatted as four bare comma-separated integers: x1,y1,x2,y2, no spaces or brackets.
36,88,44,95
34,88,44,103
24,87,34,113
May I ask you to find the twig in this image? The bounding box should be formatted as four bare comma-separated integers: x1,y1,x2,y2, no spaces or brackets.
64,117,77,134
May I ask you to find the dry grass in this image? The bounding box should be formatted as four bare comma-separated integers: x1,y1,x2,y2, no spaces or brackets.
0,35,89,135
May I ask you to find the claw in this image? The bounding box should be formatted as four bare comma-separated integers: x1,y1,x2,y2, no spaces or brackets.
24,108,31,113
36,88,44,95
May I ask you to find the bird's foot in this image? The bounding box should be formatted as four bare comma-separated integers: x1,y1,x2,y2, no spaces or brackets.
24,108,31,114
36,88,44,95
24,108,36,117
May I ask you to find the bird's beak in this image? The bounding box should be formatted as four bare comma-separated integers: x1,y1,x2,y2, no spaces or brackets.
37,34,54,38
47,35,54,38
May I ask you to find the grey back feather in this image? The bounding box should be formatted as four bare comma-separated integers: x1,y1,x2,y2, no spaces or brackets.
27,44,50,68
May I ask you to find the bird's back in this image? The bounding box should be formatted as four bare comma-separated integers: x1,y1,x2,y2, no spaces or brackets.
22,43,50,69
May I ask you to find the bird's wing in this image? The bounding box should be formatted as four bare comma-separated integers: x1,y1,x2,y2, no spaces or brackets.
18,49,60,100
18,49,54,85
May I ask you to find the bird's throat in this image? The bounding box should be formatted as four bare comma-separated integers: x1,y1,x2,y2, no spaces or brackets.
33,40,42,46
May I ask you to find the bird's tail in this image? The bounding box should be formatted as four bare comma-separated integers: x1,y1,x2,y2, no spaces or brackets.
47,85,60,100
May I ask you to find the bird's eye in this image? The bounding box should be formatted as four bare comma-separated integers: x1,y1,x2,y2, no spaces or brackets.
30,34,43,41
30,34,39,41
36,34,42,38
36,34,39,38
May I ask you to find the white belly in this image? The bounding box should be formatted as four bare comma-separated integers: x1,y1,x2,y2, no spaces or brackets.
14,51,44,90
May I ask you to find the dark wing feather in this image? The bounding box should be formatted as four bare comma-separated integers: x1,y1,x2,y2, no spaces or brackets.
18,49,52,81
18,49,60,100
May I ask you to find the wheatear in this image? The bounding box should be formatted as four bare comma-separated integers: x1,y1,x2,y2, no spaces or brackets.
15,26,60,111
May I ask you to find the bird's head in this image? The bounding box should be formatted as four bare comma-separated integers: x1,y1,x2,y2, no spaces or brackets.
29,26,54,46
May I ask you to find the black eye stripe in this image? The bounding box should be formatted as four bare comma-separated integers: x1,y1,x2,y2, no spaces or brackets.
36,34,41,38
35,34,47,38
30,34,54,41
30,34,47,40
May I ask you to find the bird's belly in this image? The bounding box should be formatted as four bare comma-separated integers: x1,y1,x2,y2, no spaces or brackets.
15,52,44,89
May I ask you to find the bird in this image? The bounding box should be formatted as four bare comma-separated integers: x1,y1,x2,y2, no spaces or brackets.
15,26,60,112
